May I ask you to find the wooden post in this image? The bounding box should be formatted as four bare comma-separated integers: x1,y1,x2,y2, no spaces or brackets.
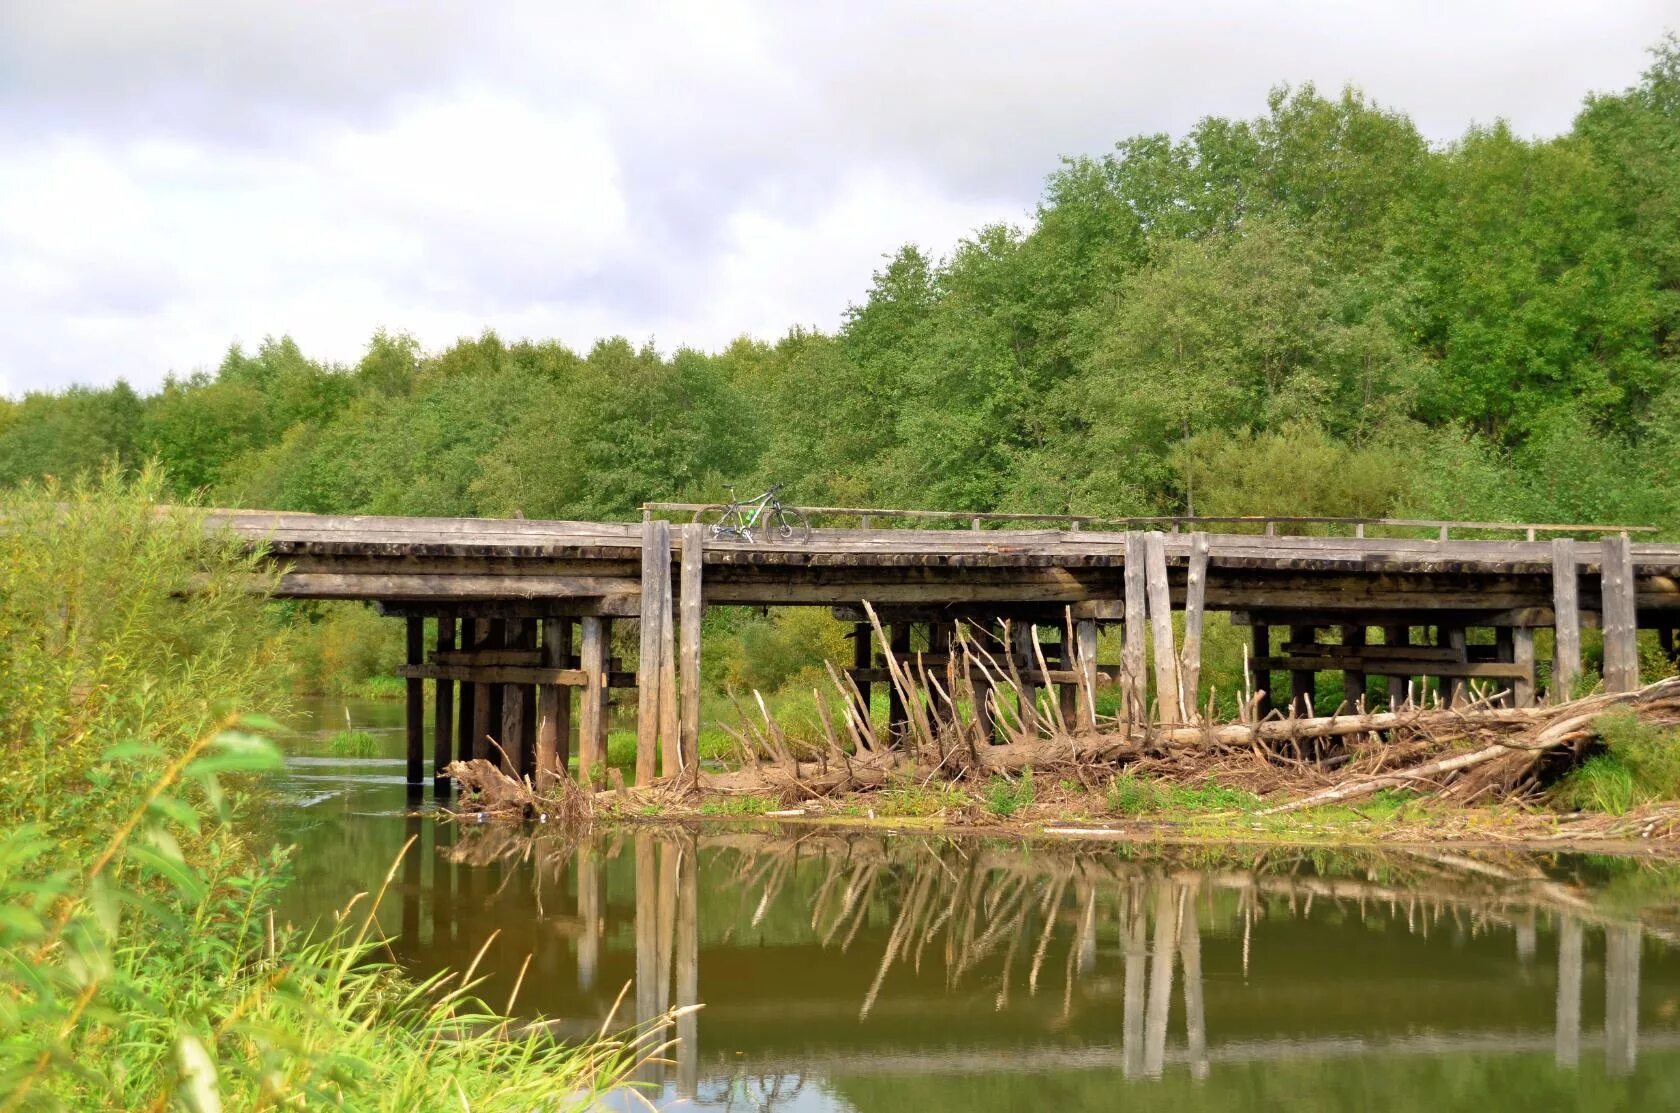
1012,622,1040,736
1075,617,1098,733
1289,624,1317,717
578,617,609,785
658,558,680,779
1441,625,1468,708
1383,625,1412,709
536,618,571,791
1144,531,1180,724
1251,623,1273,717
633,832,659,1071
471,618,494,761
1555,915,1582,1068
405,617,425,790
1178,887,1208,1081
637,518,672,786
519,621,538,781
1602,535,1639,694
1178,532,1210,718
1512,626,1536,709
577,842,600,991
500,619,528,776
678,523,705,775
1606,922,1641,1076
675,835,700,1099
1339,625,1366,713
432,614,455,794
972,620,997,744
1122,533,1148,724
1056,632,1078,725
455,632,476,765
1552,539,1580,703
851,622,873,730
887,621,912,745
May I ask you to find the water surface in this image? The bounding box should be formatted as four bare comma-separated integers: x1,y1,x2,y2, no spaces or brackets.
273,698,1680,1111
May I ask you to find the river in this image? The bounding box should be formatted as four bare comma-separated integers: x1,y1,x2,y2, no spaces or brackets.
271,697,1680,1110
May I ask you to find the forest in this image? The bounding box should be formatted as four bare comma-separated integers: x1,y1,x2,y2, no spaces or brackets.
3,38,1677,699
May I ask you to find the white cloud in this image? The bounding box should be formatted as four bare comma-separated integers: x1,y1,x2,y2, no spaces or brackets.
0,0,1673,392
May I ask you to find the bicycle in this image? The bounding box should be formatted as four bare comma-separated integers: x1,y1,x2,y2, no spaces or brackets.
693,484,812,543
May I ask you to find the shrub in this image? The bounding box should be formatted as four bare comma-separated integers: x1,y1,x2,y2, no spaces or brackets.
1554,712,1680,814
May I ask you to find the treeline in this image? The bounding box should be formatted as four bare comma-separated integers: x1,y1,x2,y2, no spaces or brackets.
3,38,1678,529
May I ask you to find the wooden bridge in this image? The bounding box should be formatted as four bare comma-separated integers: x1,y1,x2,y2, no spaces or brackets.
209,506,1676,794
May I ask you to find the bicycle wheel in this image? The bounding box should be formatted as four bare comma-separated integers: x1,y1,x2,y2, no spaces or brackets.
693,504,741,540
763,506,812,544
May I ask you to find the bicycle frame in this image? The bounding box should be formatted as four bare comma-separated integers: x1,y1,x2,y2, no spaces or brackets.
715,488,780,541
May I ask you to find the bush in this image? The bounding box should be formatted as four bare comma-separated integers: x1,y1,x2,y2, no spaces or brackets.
1554,711,1680,814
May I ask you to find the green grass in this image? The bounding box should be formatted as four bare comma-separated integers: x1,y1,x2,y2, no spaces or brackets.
1106,771,1262,817
984,768,1035,817
696,794,779,816
326,727,381,757
876,779,972,817
1554,711,1680,815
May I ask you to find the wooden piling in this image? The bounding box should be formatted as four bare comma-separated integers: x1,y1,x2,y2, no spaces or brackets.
1288,625,1317,717
432,614,454,794
1121,533,1148,724
1143,532,1180,724
1251,623,1273,717
888,622,912,745
455,639,475,765
1441,625,1468,708
678,523,705,775
535,618,571,791
1382,625,1412,709
1339,625,1366,713
675,836,700,1098
1056,632,1078,725
1012,622,1040,736
578,617,610,784
1555,915,1582,1068
1179,532,1210,717
405,617,424,789
851,622,873,730
1512,626,1536,708
1605,922,1641,1076
471,618,493,761
637,518,673,785
1551,539,1580,703
501,618,528,776
1075,617,1098,733
1602,534,1639,694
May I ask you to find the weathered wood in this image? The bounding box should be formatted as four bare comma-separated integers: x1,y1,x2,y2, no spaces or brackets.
1075,617,1098,733
1289,625,1317,717
455,642,476,764
1056,632,1079,725
405,617,425,788
579,616,609,784
1252,656,1534,680
1512,626,1536,709
1602,535,1639,694
1144,532,1180,724
1339,625,1366,713
1441,625,1469,708
658,546,680,778
535,618,570,791
637,518,672,786
1551,539,1580,703
1179,532,1210,717
851,623,873,731
679,523,705,775
501,619,528,777
1380,625,1412,708
432,615,455,793
887,622,913,745
471,619,493,761
675,837,699,1098
398,662,636,686
1122,533,1147,724
1012,622,1040,736
1251,623,1273,717
1555,915,1582,1068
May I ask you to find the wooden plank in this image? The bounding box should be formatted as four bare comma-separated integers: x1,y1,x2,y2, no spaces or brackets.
637,519,671,786
535,618,567,792
1075,617,1098,733
434,648,544,666
1122,533,1147,725
1602,535,1640,693
678,524,705,775
405,617,424,789
658,534,680,778
1178,532,1210,717
501,618,528,776
398,663,635,686
1339,625,1366,713
1144,532,1180,724
579,616,609,785
432,614,455,793
275,572,639,601
1512,626,1536,709
1552,539,1580,703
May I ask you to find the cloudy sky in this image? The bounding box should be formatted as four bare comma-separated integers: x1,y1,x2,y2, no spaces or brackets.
0,1,1674,396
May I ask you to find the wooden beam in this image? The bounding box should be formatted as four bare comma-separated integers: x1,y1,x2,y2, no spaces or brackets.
1602,535,1639,694
678,523,705,776
1289,625,1317,717
471,618,493,761
1339,625,1366,713
851,623,873,732
1440,625,1468,708
455,638,476,765
1251,656,1533,679
405,617,424,789
432,614,455,794
637,518,672,786
1178,532,1210,717
501,619,528,777
398,663,636,686
1512,626,1536,709
1144,532,1180,724
1251,623,1273,718
536,617,570,792
579,616,609,785
1075,617,1098,734
1551,539,1580,703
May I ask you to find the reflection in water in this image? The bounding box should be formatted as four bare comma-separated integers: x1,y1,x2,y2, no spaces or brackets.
347,825,1680,1110
266,709,1680,1113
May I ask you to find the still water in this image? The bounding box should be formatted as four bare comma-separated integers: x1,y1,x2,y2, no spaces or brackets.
274,699,1680,1110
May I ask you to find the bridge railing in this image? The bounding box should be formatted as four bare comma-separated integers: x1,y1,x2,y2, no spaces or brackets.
640,502,1660,541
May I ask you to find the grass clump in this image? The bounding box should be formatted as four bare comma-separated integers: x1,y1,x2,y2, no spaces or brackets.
984,768,1035,817
326,727,382,757
697,793,778,816
1106,770,1261,817
1554,712,1680,815
877,779,971,817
